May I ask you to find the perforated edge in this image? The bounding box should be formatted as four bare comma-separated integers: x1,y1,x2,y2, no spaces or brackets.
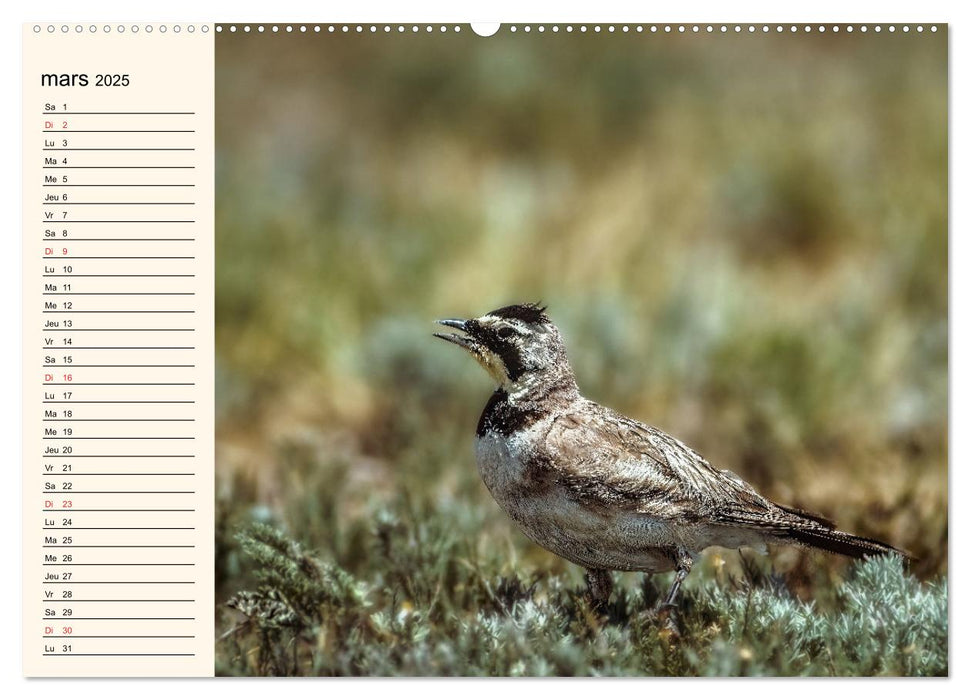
31,23,210,34
499,24,939,34
214,24,463,34
29,23,943,36
209,23,939,36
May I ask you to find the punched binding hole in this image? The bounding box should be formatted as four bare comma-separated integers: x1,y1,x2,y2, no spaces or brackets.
471,22,500,37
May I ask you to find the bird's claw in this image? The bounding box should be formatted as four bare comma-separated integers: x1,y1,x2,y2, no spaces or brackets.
654,603,682,637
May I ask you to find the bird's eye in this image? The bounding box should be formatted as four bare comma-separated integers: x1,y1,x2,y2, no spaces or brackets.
496,326,515,339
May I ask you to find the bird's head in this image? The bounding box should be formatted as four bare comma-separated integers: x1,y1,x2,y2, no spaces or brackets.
434,303,576,397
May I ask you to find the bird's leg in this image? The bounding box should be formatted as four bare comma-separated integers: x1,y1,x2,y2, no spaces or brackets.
661,548,693,606
584,568,613,612
655,549,693,635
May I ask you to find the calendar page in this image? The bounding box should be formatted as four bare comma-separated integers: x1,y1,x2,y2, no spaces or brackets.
21,20,949,679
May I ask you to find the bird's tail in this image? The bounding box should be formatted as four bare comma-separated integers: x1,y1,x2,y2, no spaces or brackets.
774,503,902,558
717,503,908,560
783,525,904,560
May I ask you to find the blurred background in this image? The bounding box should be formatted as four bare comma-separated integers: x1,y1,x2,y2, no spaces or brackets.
214,27,947,625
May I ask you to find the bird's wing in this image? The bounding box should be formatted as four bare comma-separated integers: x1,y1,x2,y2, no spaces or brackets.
541,402,775,521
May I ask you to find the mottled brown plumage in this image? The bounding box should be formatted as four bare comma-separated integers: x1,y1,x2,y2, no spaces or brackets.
435,303,903,612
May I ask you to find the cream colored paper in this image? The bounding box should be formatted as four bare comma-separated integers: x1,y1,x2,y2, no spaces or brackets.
22,24,214,677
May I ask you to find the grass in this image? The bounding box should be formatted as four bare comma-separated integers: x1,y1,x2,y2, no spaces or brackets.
216,521,946,677
213,429,947,676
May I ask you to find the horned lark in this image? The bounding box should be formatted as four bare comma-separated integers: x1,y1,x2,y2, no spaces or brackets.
435,303,902,612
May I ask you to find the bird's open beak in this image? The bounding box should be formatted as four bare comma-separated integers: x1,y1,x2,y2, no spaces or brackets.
434,318,478,352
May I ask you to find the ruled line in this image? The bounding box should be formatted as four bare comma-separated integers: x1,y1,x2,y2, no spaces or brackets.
43,148,196,151
43,130,196,133
43,184,195,187
42,544,196,547
43,312,196,315
43,274,196,277
42,222,196,225
39,581,196,584
42,238,197,241
42,654,197,657
46,202,196,205
42,383,196,386
43,111,196,115
43,636,197,639
42,257,195,260
42,166,196,169
42,292,195,296
43,401,196,404
43,365,196,368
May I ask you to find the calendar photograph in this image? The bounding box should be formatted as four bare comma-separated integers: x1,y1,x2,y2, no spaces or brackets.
207,25,948,676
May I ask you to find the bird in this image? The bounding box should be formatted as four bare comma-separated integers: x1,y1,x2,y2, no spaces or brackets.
434,302,904,616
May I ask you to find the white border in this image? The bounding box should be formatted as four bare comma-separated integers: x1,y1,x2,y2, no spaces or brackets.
2,0,964,696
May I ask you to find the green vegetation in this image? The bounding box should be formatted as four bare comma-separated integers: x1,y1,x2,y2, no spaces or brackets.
214,29,948,675
217,522,946,676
